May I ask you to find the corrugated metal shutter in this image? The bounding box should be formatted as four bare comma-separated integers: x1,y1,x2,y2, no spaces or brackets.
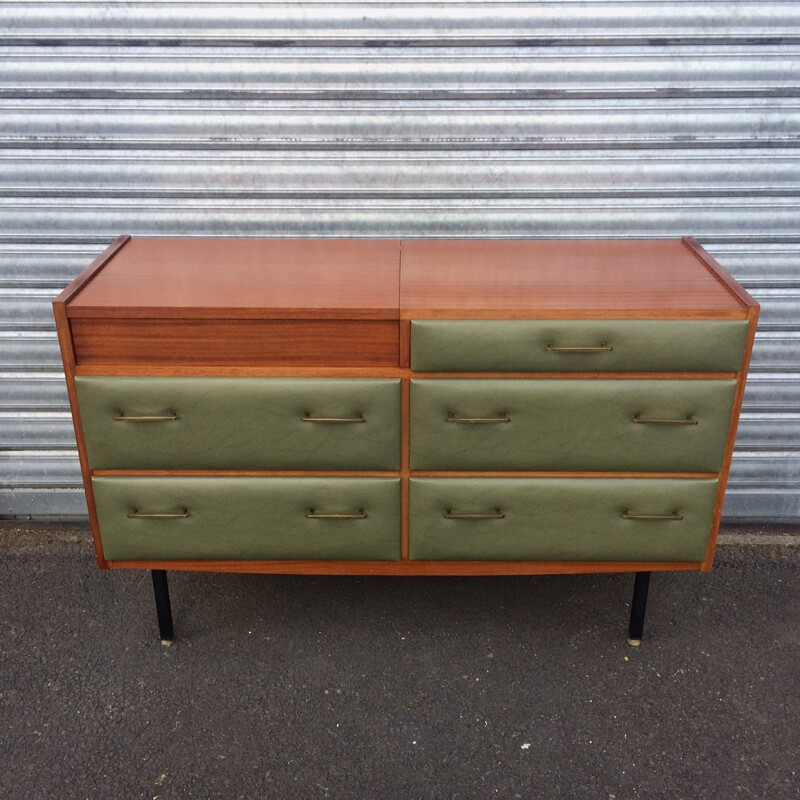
1,2,798,520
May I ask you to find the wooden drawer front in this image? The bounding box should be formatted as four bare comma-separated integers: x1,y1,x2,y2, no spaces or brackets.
70,318,400,367
411,378,736,473
76,377,401,470
93,476,401,561
409,477,718,562
410,319,748,372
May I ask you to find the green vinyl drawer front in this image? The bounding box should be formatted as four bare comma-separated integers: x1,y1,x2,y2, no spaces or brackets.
410,378,736,473
75,376,401,470
93,476,401,561
410,319,748,373
409,477,718,562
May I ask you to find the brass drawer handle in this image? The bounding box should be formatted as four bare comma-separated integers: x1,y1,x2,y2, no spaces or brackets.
128,509,190,519
622,510,683,521
306,508,367,519
444,509,505,520
546,341,612,353
633,413,698,425
301,413,365,424
446,412,510,424
114,411,179,422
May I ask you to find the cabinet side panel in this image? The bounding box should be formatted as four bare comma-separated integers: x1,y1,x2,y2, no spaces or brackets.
703,304,761,569
52,301,107,567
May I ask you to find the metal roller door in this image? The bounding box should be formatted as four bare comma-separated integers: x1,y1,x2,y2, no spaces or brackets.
1,2,798,520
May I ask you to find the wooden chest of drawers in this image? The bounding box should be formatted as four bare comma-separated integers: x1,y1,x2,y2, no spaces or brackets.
54,237,758,643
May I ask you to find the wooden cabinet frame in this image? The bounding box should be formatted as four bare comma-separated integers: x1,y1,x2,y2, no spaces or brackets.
54,237,759,643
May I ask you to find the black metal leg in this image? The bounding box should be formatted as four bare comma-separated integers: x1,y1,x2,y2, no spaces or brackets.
151,569,174,643
627,571,651,646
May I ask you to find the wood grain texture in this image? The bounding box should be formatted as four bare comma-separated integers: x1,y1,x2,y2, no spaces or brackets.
52,302,108,568
400,239,750,317
91,470,715,479
68,238,400,319
702,304,761,570
106,559,703,575
398,319,411,368
55,237,757,583
71,318,400,367
53,235,131,306
681,237,760,310
74,365,739,380
92,470,401,477
401,379,411,560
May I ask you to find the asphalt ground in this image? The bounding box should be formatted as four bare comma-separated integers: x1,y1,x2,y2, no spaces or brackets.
1,523,798,800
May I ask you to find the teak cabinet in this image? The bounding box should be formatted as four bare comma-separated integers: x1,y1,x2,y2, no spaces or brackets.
53,237,759,644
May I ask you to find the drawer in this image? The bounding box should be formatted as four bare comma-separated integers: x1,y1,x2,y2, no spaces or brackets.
71,318,400,367
93,476,401,561
410,320,749,372
409,477,718,562
410,379,736,472
76,377,400,470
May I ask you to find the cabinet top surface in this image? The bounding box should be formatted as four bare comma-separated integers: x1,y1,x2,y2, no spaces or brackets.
63,237,753,319
400,240,750,317
67,238,401,319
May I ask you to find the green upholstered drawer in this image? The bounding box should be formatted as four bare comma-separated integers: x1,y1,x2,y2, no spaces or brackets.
75,377,400,470
93,476,401,561
409,477,718,562
410,319,748,373
410,378,736,472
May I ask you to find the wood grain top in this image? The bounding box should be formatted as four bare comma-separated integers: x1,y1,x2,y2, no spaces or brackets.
68,238,401,319
400,239,751,318
64,236,754,320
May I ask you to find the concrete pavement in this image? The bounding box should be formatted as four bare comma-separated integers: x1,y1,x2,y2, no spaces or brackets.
1,523,798,799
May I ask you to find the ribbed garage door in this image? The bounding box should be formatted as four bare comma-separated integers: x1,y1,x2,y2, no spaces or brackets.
1,2,798,519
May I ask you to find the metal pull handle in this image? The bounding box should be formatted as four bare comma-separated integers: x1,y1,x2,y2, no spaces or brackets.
546,341,612,353
114,411,178,422
622,510,684,521
128,509,190,519
633,414,698,426
444,509,505,520
306,508,367,519
446,412,510,424
301,413,365,424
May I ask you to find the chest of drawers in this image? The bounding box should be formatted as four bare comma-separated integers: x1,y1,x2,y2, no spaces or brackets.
54,237,758,643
